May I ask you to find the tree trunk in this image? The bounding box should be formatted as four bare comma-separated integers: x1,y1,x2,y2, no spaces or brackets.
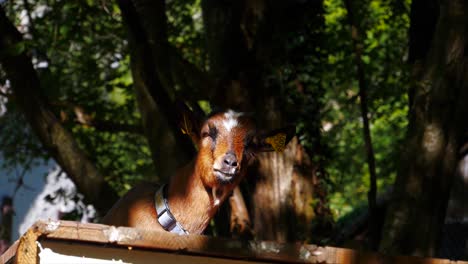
343,0,379,249
252,137,321,242
201,0,323,242
118,0,217,180
380,0,468,256
252,139,298,242
0,197,13,254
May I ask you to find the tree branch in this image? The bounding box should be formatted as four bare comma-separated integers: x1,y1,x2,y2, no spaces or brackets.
82,119,144,134
0,7,118,213
123,0,215,100
130,0,174,93
0,89,12,99
49,100,144,135
343,0,379,250
167,44,215,101
21,0,37,38
118,0,197,165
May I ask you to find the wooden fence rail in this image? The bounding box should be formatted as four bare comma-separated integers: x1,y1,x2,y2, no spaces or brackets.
1,220,466,264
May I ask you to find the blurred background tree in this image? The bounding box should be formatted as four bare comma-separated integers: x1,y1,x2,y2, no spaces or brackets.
0,0,466,259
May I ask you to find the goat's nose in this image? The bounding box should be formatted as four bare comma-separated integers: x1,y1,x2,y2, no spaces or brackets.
223,152,238,167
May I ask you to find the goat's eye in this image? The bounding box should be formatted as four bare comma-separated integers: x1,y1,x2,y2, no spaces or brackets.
208,125,218,139
244,134,256,149
202,125,218,139
244,142,256,158
244,141,252,149
201,131,210,138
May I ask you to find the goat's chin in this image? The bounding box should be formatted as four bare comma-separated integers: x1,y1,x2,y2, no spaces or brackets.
213,170,236,184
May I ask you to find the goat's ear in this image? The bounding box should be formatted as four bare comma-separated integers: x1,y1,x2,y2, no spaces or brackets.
176,101,204,143
254,125,295,153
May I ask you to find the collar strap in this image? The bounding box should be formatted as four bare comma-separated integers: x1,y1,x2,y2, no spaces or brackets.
154,184,189,235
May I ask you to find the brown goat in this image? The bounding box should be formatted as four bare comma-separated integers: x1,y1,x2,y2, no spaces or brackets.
102,107,294,235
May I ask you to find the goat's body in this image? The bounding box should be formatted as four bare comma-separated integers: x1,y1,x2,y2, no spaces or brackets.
102,160,215,234
102,182,161,231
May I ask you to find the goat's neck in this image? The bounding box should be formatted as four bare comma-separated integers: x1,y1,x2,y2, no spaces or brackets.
166,159,218,234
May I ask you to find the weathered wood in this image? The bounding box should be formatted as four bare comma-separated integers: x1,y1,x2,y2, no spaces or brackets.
40,240,258,264
40,220,310,263
0,240,17,264
2,220,467,264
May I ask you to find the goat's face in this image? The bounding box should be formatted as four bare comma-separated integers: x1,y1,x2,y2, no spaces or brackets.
178,105,294,190
197,110,256,187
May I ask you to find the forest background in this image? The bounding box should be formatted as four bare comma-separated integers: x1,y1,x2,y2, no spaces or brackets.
0,0,467,259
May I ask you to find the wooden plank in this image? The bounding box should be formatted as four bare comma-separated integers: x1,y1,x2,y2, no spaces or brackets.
38,220,313,263
0,240,18,264
40,240,268,264
1,220,467,264
334,246,465,264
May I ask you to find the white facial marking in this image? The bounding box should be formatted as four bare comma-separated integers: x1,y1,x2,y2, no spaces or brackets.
202,139,210,147
223,110,242,132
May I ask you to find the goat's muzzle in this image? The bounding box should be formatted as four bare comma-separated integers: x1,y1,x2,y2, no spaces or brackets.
214,152,239,183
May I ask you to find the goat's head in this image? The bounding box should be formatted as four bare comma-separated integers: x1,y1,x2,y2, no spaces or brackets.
179,105,295,194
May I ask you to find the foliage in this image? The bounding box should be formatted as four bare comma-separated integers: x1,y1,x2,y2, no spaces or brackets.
322,0,410,219
166,0,206,71
0,0,152,195
1,0,413,227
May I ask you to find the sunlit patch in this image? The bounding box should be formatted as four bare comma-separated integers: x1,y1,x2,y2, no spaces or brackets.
422,124,443,157
0,81,9,116
460,155,468,183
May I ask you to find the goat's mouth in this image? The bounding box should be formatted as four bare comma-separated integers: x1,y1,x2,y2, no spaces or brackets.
214,169,237,183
